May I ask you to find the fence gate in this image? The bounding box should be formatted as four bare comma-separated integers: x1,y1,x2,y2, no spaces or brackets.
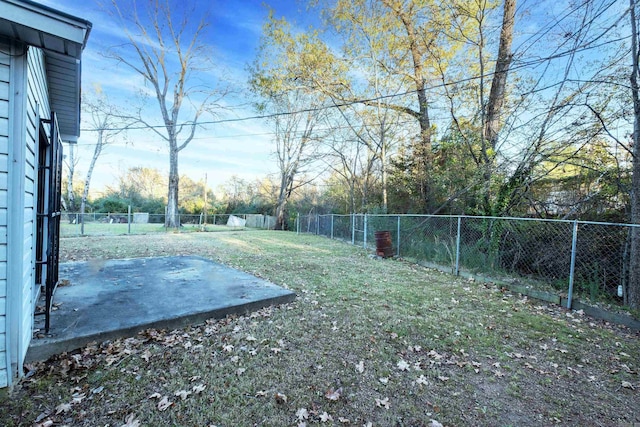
34,112,63,332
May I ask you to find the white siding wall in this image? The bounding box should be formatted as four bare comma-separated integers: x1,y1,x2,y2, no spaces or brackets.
0,40,11,388
2,44,49,386
19,47,49,368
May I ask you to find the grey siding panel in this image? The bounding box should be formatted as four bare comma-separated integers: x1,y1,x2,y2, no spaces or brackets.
12,46,51,369
0,45,8,388
0,64,8,82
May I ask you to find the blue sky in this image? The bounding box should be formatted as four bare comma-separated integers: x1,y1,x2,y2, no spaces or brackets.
38,0,632,199
37,0,316,196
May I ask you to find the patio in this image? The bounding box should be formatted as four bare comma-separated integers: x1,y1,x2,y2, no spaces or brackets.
27,256,296,361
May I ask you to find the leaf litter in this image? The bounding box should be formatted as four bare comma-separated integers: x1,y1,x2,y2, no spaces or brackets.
1,232,639,427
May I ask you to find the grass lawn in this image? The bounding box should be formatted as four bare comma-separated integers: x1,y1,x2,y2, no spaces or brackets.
1,231,638,426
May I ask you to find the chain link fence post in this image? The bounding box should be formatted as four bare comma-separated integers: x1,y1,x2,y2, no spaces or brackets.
331,214,334,240
455,216,462,276
567,220,579,309
351,213,355,245
363,214,368,249
296,213,300,235
396,215,401,257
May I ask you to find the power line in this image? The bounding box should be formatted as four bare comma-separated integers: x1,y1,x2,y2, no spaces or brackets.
79,9,631,134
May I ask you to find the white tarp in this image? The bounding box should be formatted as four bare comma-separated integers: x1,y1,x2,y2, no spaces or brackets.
133,212,149,224
227,215,246,227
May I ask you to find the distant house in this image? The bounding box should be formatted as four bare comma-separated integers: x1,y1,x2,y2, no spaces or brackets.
0,0,90,387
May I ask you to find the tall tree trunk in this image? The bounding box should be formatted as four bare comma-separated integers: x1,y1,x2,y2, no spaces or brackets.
80,131,104,235
483,0,516,147
482,0,516,216
166,145,180,228
275,172,292,230
628,0,640,309
381,133,388,213
383,0,433,211
66,143,76,212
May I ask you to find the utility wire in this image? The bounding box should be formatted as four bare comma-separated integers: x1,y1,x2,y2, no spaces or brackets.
79,10,631,134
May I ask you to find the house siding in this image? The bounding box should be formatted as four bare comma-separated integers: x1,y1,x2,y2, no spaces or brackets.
0,40,10,388
3,43,50,386
18,46,49,370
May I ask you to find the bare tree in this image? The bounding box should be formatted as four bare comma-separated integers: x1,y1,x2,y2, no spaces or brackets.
105,0,226,227
269,91,326,230
64,142,79,212
80,98,125,234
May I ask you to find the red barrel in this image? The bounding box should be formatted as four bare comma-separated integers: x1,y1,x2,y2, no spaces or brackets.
375,231,394,258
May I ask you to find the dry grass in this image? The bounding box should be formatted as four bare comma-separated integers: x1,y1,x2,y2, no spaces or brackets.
1,230,639,427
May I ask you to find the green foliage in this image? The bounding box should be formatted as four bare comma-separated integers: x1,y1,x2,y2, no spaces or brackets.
92,195,129,213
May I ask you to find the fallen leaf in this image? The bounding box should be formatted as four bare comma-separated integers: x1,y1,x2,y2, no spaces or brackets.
622,381,635,390
375,397,390,409
356,360,365,373
379,377,389,384
320,411,333,422
437,376,449,382
325,387,342,401
338,417,350,423
121,414,141,427
275,392,287,404
148,392,162,399
222,344,234,352
192,384,206,394
296,407,309,421
397,359,410,371
91,386,104,395
246,335,257,342
431,420,444,427
71,392,86,404
34,420,53,427
157,396,173,411
416,375,428,386
236,368,246,376
55,403,72,414
175,390,191,400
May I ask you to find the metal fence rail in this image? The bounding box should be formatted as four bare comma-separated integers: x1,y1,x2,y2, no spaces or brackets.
296,213,639,309
61,212,275,237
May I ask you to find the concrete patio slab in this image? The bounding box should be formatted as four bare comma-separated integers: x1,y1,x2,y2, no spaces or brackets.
27,256,295,362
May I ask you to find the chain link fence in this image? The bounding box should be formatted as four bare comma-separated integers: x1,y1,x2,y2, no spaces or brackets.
296,213,639,309
61,212,276,237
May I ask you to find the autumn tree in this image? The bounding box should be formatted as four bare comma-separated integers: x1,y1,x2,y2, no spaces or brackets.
322,123,378,213
250,14,330,229
316,0,467,211
114,167,167,201
105,0,227,227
